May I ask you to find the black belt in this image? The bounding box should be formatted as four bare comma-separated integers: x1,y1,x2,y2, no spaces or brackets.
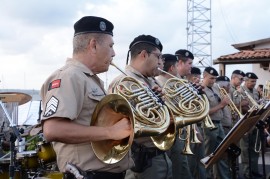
64,171,126,179
146,147,165,158
212,120,220,124
223,126,231,129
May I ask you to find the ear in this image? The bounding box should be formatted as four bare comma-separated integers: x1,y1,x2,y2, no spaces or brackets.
88,39,97,53
169,65,174,72
138,50,149,59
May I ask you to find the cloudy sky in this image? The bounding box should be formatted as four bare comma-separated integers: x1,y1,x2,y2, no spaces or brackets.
0,0,269,90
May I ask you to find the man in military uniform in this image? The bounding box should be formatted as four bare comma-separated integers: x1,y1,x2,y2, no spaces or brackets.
175,49,193,79
40,16,132,179
174,49,195,179
201,67,231,179
186,67,201,85
186,67,207,179
229,70,249,124
156,53,193,179
215,76,233,135
109,35,172,179
239,72,262,179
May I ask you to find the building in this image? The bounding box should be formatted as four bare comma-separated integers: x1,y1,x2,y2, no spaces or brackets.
214,37,270,86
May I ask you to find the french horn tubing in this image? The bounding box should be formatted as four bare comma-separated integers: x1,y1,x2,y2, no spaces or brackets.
157,68,210,129
91,62,174,164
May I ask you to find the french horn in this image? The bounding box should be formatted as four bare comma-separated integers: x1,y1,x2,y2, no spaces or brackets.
157,68,210,129
91,62,173,164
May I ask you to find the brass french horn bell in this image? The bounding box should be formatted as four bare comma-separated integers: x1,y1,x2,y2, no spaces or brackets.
91,94,135,164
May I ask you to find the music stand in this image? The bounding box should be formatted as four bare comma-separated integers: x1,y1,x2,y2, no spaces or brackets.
201,101,270,179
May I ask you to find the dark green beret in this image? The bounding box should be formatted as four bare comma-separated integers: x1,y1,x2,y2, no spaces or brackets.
175,49,194,60
232,70,245,77
204,67,219,76
191,67,201,75
245,72,258,79
216,76,230,82
74,16,114,36
129,34,163,51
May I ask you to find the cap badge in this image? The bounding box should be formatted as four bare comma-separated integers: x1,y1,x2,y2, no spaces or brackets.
225,77,228,80
99,21,106,31
210,69,213,74
185,52,189,57
155,38,160,45
248,74,251,77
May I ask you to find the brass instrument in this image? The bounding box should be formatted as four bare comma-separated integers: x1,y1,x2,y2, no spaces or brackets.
203,115,217,130
91,62,175,164
91,94,134,164
254,129,261,153
217,85,244,119
263,80,270,101
157,68,210,128
111,62,175,145
240,86,264,111
190,124,201,144
181,125,194,155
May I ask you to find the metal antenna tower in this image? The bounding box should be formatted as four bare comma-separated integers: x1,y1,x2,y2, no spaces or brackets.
187,0,212,67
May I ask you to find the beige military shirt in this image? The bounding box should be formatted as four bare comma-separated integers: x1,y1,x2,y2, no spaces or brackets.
155,75,169,88
109,65,158,148
203,84,224,121
40,58,133,172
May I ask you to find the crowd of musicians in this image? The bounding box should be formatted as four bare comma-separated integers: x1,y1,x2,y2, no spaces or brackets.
1,15,270,179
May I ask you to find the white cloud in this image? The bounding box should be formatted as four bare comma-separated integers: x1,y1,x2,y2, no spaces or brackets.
0,0,269,89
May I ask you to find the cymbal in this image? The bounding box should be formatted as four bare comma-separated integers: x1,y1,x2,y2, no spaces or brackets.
0,92,32,105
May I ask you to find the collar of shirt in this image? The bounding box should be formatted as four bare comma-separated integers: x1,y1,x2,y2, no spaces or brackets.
66,58,94,76
125,65,154,87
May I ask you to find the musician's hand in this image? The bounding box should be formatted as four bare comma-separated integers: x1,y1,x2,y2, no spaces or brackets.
192,83,205,95
152,85,164,97
241,99,249,107
109,118,132,140
220,96,230,107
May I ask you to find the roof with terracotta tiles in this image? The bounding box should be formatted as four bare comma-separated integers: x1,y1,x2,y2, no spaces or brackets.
214,48,270,64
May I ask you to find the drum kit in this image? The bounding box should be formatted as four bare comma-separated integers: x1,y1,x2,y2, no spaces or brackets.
0,92,62,179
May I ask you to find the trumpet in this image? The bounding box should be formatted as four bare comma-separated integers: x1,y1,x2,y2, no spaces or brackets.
217,85,244,119
262,80,270,103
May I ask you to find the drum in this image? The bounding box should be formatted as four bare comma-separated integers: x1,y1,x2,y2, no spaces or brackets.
0,158,22,179
43,171,63,179
36,141,56,165
17,150,39,170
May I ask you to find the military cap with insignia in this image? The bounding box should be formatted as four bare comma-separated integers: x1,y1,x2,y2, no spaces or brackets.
191,67,201,75
245,72,258,79
127,34,163,64
216,76,230,82
204,66,219,76
175,49,194,60
74,16,114,36
129,34,163,51
232,70,245,77
162,54,178,62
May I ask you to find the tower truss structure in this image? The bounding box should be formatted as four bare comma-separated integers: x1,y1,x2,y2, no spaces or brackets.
187,0,212,67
